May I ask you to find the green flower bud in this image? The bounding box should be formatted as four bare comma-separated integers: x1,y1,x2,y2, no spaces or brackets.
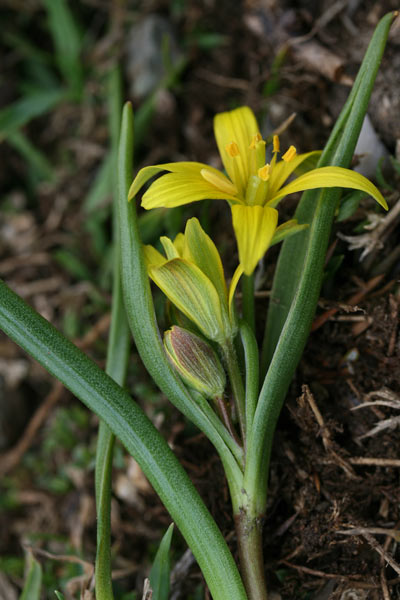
164,326,226,399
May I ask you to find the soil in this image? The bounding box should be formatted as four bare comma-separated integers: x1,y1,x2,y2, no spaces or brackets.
1,1,400,599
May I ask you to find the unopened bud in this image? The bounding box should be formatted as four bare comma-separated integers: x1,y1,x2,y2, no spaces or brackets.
164,326,226,399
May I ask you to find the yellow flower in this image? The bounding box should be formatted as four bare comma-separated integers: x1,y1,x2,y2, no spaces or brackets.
144,218,241,344
129,106,387,275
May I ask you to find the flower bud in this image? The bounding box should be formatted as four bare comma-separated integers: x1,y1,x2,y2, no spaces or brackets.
164,326,226,399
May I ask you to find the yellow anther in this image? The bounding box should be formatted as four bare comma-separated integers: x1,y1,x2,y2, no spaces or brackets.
200,168,237,195
226,141,240,157
282,145,297,162
249,133,262,149
258,164,270,181
273,135,280,153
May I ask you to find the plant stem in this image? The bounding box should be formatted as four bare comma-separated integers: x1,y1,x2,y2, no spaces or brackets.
239,320,259,434
235,507,267,600
220,337,247,445
216,396,242,449
242,273,255,333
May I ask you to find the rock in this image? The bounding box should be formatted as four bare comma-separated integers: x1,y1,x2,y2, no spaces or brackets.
125,15,182,100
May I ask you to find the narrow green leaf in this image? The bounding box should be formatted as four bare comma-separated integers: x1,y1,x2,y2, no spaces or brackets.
0,89,65,140
83,153,112,213
20,550,42,600
54,592,65,599
336,190,364,222
149,524,174,600
53,249,93,281
7,130,55,182
42,0,83,97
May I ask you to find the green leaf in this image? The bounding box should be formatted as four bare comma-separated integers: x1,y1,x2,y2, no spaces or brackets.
149,524,174,600
54,592,65,600
53,249,93,281
42,0,83,98
0,89,65,140
83,153,113,213
7,130,55,182
336,190,364,222
20,550,42,600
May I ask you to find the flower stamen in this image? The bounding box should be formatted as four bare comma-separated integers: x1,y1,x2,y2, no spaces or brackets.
258,164,271,182
282,145,297,162
249,133,262,149
226,141,240,157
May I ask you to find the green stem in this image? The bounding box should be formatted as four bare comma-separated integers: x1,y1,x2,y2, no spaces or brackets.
241,273,255,333
239,320,259,434
220,337,247,445
234,507,267,600
192,390,244,470
95,425,116,599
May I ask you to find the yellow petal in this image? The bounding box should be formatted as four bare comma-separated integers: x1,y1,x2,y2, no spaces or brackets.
128,161,236,203
214,106,260,198
268,151,321,198
183,218,228,306
267,166,388,209
142,171,239,209
173,232,185,256
150,258,231,342
228,264,243,321
143,245,166,269
232,205,278,275
160,236,180,259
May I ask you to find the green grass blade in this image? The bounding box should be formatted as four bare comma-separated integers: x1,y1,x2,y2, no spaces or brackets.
42,0,83,98
149,524,174,600
0,89,65,141
83,153,112,213
7,130,55,182
20,550,42,600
